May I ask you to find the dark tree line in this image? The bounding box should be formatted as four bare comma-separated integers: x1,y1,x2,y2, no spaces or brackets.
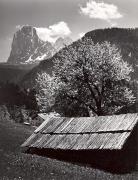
0,82,38,111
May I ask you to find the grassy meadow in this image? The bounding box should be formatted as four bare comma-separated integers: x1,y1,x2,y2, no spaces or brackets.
0,118,137,180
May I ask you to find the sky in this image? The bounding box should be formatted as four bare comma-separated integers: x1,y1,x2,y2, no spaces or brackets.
0,0,138,62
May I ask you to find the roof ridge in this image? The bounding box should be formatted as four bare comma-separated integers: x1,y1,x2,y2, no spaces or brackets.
37,129,131,135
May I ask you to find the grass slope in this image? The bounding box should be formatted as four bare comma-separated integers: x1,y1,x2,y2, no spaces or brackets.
0,118,137,180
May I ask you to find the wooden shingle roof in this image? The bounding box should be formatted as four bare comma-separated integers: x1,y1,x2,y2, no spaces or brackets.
22,113,138,150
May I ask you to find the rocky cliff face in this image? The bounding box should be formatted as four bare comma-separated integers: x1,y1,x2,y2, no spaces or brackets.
7,25,72,65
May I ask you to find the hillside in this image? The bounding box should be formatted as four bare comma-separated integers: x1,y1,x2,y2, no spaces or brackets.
21,28,138,89
0,63,33,83
20,58,54,88
84,28,138,80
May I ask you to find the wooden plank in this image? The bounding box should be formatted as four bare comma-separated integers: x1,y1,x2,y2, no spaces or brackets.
42,117,65,133
73,117,96,133
86,115,111,132
58,118,74,133
80,117,99,132
34,116,51,133
99,114,125,132
95,116,112,132
65,118,85,133
88,133,108,149
33,135,46,148
86,134,100,149
116,114,131,131
99,115,118,132
36,134,51,148
30,134,43,148
38,113,47,120
21,133,41,147
57,134,80,149
128,115,138,130
98,133,114,149
73,134,92,150
79,117,95,132
114,132,131,149
118,113,138,131
40,134,52,148
67,134,81,149
54,117,72,133
69,134,84,150
42,134,60,148
104,133,121,149
110,114,126,131
48,135,65,149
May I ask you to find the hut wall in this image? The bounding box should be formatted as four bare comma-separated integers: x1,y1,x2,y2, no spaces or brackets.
121,124,138,170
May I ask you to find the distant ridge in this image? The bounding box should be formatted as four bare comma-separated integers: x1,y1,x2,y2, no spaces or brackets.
84,28,138,80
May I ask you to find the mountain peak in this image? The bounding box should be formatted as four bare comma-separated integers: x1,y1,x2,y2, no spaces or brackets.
19,25,36,34
7,26,53,65
7,26,73,65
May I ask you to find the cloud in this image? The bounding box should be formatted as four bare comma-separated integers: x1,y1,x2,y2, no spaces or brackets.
80,0,123,24
35,21,71,43
111,22,117,27
79,32,85,38
16,25,22,29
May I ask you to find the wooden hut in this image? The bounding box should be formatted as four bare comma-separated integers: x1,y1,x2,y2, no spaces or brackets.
21,113,138,172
